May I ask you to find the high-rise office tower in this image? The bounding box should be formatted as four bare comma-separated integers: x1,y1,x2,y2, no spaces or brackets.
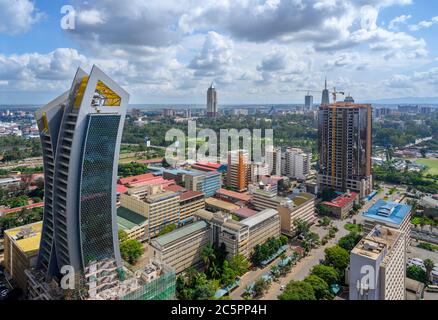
35,66,129,296
207,83,218,118
305,95,313,110
321,78,330,105
227,150,249,192
317,101,373,198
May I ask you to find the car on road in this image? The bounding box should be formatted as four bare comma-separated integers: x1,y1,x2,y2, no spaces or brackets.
0,288,8,300
280,285,285,291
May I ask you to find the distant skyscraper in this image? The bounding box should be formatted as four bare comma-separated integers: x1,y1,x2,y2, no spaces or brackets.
305,95,314,110
207,83,218,118
317,101,373,198
344,94,355,103
321,78,330,105
35,66,129,297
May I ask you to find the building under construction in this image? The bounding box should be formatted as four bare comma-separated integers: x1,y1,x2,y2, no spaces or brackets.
317,100,373,198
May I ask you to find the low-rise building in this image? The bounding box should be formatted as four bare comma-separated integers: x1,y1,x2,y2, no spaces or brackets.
194,209,249,258
0,177,21,189
117,207,148,242
362,200,412,245
251,185,285,211
150,221,211,274
277,193,316,236
120,185,180,240
205,197,241,214
4,221,42,291
242,209,281,253
320,191,359,219
349,226,406,300
185,170,221,198
215,188,251,205
179,190,205,224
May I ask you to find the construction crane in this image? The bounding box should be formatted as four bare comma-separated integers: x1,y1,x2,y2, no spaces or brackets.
331,87,345,104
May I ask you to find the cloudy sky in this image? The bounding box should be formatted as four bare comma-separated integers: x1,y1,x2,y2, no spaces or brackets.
0,0,438,105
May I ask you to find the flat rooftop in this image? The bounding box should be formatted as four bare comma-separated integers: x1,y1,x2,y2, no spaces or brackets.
242,208,278,228
216,188,251,202
289,192,315,207
117,207,147,230
351,226,403,260
153,221,208,247
233,207,258,219
363,199,411,226
205,197,240,211
5,221,42,256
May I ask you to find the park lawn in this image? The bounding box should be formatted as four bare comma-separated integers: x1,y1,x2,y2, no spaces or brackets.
416,158,438,175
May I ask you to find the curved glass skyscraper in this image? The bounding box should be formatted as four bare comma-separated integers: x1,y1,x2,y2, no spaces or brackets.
35,66,129,297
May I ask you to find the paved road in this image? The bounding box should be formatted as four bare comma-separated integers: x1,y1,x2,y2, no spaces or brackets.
231,187,409,300
262,219,350,300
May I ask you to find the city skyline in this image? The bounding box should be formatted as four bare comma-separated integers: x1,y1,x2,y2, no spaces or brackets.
0,1,438,105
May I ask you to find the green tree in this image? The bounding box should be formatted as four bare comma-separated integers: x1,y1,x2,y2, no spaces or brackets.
119,239,144,264
201,244,216,272
228,254,249,277
310,264,340,286
407,265,428,284
221,260,237,287
293,218,310,236
118,229,129,243
278,281,316,300
424,259,435,282
338,232,362,251
324,245,350,271
253,278,270,298
304,275,331,300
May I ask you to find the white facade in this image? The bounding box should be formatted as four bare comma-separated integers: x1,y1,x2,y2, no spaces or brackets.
282,148,311,180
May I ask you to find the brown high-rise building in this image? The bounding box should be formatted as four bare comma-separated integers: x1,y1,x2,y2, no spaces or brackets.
207,83,218,118
317,101,373,198
227,150,249,192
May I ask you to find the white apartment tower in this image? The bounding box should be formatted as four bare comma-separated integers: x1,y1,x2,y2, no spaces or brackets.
282,148,311,180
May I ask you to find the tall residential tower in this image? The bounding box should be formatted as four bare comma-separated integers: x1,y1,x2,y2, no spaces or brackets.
317,101,373,198
207,83,218,118
34,66,129,297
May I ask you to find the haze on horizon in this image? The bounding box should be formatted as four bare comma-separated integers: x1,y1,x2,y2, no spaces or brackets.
1,0,438,105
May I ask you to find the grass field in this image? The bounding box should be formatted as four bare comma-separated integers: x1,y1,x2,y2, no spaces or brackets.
416,158,438,175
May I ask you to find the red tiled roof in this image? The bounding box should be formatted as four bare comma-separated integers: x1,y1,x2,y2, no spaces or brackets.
164,184,185,193
215,188,251,202
119,173,155,185
322,192,358,208
180,190,204,201
117,184,128,194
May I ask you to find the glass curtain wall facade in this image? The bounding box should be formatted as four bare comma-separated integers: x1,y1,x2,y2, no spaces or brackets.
35,66,129,296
